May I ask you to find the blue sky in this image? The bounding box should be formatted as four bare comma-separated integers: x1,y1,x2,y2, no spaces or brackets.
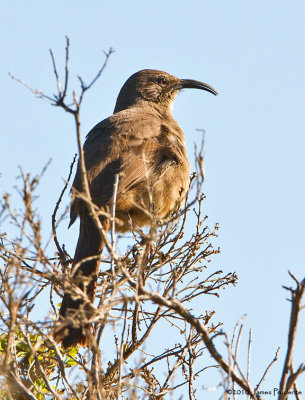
1,0,305,395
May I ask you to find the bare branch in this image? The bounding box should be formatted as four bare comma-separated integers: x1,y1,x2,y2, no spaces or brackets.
52,153,77,265
255,347,280,392
279,273,305,400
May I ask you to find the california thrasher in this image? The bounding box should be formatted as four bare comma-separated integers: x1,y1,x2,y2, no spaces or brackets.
56,69,217,348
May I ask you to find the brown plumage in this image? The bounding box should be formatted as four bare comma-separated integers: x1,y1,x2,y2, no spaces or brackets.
56,69,217,348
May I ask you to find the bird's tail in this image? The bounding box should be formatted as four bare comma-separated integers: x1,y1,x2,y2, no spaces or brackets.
56,216,107,349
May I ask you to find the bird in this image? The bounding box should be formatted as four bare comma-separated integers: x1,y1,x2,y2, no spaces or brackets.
56,69,217,349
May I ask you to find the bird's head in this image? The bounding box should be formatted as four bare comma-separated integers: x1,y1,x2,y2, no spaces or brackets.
114,69,217,113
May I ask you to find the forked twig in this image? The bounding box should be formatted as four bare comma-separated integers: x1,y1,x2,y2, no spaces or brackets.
279,272,305,400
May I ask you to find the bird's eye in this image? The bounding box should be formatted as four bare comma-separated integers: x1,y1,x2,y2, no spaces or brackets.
156,77,168,85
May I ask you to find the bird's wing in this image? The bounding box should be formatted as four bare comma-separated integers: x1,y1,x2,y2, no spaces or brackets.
70,108,162,224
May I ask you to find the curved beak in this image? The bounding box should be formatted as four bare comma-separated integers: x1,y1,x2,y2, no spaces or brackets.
173,79,218,96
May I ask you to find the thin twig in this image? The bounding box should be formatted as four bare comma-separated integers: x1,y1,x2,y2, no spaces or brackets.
255,347,279,392
117,307,128,399
52,153,77,264
63,36,70,97
111,173,119,275
49,48,62,96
